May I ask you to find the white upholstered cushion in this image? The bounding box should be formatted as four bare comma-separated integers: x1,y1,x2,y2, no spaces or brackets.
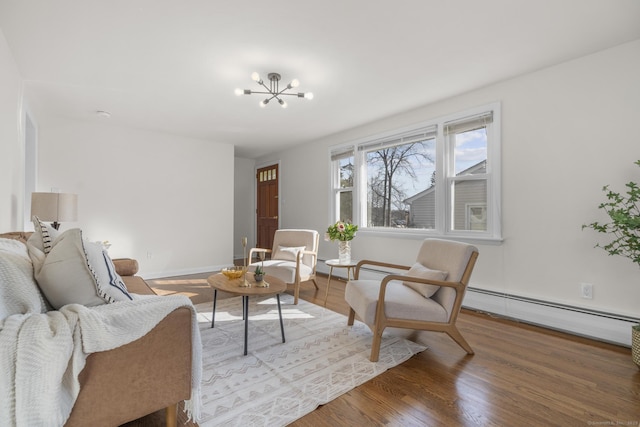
248,259,314,284
402,262,448,298
32,228,132,309
415,239,478,316
345,279,448,327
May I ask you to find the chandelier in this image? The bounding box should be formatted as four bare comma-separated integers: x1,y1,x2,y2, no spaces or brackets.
235,72,314,108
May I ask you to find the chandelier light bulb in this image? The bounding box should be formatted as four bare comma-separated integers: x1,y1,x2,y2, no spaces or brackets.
260,99,269,108
251,72,261,82
279,99,287,108
234,88,243,96
304,92,314,100
290,79,300,88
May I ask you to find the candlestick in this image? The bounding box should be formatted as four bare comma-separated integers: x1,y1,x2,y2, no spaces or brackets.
240,236,250,287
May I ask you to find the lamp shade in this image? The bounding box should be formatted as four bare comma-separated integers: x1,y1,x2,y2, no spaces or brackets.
31,192,78,223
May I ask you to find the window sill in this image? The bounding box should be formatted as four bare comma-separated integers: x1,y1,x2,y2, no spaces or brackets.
358,228,503,246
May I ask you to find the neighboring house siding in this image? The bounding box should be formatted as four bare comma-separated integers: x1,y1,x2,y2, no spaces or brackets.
408,189,435,229
406,161,487,230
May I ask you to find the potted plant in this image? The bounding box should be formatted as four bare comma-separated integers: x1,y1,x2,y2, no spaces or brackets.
582,160,640,368
254,265,265,282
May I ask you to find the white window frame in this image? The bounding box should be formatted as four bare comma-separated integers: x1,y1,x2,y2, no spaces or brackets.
329,102,502,243
330,147,356,222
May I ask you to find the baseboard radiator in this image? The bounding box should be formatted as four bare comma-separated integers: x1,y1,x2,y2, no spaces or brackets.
317,261,638,348
464,288,637,348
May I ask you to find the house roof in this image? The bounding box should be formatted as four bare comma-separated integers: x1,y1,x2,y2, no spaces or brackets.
404,160,487,204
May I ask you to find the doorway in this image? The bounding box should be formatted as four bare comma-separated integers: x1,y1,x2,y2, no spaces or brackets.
256,164,279,254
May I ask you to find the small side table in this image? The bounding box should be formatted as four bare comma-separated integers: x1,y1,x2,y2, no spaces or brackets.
324,259,358,306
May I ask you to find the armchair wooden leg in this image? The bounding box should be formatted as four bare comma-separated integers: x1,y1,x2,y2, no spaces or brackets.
166,404,177,427
347,308,355,325
370,329,383,362
310,278,319,290
447,327,475,355
293,283,299,305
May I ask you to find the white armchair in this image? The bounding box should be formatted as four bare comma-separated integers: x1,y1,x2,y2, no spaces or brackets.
248,229,319,304
345,238,479,362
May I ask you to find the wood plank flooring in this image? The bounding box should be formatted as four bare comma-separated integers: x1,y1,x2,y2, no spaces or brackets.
127,272,640,427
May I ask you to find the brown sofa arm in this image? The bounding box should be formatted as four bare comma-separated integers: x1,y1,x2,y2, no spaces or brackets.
112,258,139,276
0,231,33,244
65,307,193,426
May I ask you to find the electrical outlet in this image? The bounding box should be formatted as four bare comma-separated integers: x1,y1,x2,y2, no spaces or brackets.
580,283,593,299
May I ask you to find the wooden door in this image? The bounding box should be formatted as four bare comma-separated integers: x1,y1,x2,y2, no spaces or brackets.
256,164,279,253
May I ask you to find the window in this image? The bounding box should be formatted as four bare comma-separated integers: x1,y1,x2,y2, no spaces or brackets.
445,112,491,233
329,103,501,240
360,127,437,228
330,148,355,223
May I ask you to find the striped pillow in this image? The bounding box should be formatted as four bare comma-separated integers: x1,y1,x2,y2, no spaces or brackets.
33,228,132,309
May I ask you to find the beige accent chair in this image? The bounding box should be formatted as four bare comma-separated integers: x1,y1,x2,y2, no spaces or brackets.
345,238,479,362
248,229,319,304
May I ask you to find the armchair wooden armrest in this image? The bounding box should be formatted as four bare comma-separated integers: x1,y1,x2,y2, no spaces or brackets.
249,247,271,262
354,259,411,279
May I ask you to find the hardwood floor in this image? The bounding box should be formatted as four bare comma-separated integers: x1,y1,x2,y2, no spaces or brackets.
133,272,640,427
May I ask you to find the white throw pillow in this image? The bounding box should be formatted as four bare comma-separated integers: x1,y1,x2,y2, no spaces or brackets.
402,262,448,298
34,228,132,309
275,245,306,262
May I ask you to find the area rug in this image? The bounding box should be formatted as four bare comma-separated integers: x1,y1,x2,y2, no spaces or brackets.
193,294,426,426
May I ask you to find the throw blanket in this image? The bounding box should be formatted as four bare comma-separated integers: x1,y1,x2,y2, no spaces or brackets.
0,294,202,426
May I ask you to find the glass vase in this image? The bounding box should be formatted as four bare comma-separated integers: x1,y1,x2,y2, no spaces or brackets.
338,240,351,264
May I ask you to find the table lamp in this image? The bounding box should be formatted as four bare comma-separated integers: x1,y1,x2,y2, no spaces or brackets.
31,192,78,230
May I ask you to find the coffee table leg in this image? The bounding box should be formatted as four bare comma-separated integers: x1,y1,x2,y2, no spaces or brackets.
277,294,285,343
244,296,249,356
211,289,218,328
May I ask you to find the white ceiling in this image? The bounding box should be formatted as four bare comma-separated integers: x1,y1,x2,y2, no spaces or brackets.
1,0,639,158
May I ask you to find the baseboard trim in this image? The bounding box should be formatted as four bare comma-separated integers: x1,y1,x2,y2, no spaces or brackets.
141,264,226,280
463,288,638,347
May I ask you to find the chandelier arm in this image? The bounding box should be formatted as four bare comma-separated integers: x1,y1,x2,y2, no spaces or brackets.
265,93,279,102
249,90,300,97
256,80,272,93
247,90,274,95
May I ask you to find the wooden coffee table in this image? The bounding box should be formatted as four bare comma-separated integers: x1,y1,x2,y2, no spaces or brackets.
207,273,287,355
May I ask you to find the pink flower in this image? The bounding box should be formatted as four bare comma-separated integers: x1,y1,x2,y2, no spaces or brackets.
337,222,346,232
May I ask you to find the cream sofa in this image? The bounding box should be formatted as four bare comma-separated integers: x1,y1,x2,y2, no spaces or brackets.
0,231,194,426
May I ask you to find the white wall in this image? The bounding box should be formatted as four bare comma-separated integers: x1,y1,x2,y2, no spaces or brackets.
37,118,235,278
0,27,24,231
234,156,256,260
256,40,640,323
